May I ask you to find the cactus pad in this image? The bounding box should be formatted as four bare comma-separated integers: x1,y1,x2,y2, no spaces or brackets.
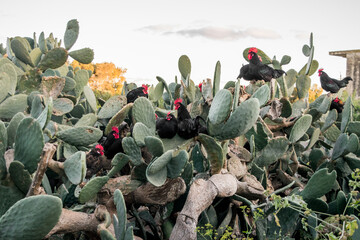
79,176,109,203
64,151,86,185
56,126,102,147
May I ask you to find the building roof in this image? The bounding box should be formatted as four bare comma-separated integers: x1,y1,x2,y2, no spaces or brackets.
329,49,360,58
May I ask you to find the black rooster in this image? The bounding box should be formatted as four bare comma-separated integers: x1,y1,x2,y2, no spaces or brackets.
175,98,207,139
156,112,178,139
318,69,352,93
237,48,286,82
102,123,130,159
126,84,148,103
330,97,344,113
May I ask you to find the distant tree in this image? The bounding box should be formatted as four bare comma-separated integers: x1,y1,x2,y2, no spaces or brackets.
308,84,323,103
71,60,126,96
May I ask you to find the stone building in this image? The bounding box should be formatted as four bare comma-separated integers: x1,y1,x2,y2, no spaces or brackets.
329,49,360,97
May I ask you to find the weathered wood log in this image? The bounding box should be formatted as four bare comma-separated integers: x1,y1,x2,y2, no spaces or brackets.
170,172,266,240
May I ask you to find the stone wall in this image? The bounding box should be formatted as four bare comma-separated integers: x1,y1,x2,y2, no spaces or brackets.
330,50,360,97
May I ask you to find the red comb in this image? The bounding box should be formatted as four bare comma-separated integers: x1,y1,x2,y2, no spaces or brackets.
318,68,324,72
112,126,119,133
95,144,104,155
174,98,182,105
142,84,148,94
198,83,203,92
334,97,340,103
166,112,172,120
248,47,258,53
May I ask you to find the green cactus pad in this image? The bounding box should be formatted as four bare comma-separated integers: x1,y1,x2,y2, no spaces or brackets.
56,126,102,147
6,112,25,147
52,97,74,116
149,81,164,101
213,61,221,97
9,161,32,194
299,59,319,77
251,84,270,107
63,76,76,92
243,47,272,64
0,72,12,103
346,133,359,153
64,19,79,50
191,143,208,173
300,168,337,201
346,122,360,136
14,117,44,174
0,63,17,96
306,128,320,150
208,89,232,125
132,97,156,130
146,150,173,187
161,134,189,152
39,32,47,54
0,196,62,239
332,133,348,160
279,98,292,118
107,153,130,178
212,98,260,140
98,95,127,119
0,185,25,218
280,55,291,65
63,143,78,159
245,122,269,152
122,137,143,166
232,79,240,111
197,133,224,174
296,74,311,99
133,122,155,147
114,189,127,240
36,97,53,129
38,47,68,70
79,175,109,203
344,154,360,171
254,137,289,168
315,95,331,114
178,55,191,80
144,136,164,157
69,48,94,64
104,103,133,135
75,113,97,127
0,121,7,156
11,38,34,67
167,150,188,178
83,86,97,112
223,81,235,89
156,76,174,107
285,69,298,88
341,96,352,133
70,104,85,118
29,48,42,67
323,124,341,142
321,109,338,132
74,69,89,97
64,151,86,185
289,114,312,143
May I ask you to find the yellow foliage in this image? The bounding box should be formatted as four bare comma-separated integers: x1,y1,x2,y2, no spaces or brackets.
70,61,126,95
308,84,323,103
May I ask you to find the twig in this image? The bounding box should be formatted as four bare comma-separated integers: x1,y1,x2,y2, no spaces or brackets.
26,143,57,197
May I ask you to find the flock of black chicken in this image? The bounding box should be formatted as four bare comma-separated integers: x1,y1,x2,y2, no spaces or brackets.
90,47,352,162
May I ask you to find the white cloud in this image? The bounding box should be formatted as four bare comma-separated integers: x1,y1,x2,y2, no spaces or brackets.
137,24,281,41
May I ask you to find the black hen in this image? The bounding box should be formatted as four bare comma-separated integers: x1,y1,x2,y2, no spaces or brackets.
103,123,130,159
238,48,286,82
175,98,207,139
318,69,352,93
156,112,178,139
126,84,148,103
330,97,344,113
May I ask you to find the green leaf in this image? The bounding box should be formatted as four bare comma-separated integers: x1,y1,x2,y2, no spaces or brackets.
289,114,312,143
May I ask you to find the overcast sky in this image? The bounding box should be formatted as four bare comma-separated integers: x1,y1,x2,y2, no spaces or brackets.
1,0,359,87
